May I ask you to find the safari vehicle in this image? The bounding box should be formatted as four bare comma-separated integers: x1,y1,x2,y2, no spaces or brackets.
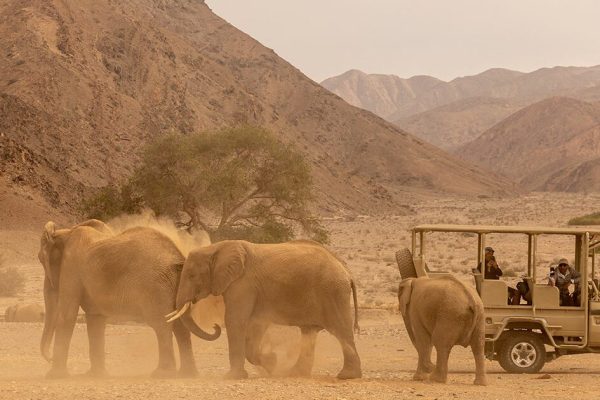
396,224,600,373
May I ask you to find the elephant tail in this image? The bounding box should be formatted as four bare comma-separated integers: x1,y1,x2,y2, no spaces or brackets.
351,279,360,334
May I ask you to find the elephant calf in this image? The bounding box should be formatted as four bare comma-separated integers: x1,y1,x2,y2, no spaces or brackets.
4,303,44,322
398,276,487,385
168,239,362,380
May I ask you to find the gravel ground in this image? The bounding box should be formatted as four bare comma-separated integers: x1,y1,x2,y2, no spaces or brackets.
2,313,600,400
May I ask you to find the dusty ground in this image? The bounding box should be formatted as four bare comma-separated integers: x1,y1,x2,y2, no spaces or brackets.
2,192,600,399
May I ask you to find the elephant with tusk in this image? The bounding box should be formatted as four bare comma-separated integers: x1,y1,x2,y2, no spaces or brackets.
398,276,487,385
38,219,219,379
169,239,362,380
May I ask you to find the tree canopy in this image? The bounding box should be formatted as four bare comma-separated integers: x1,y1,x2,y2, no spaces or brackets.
82,126,328,243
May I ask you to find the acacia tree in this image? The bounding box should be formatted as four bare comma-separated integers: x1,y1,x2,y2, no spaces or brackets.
85,126,328,243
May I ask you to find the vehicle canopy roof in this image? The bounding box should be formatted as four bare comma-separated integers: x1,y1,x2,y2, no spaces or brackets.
413,224,600,236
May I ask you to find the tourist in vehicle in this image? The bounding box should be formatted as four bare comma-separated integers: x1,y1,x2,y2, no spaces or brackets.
477,247,502,279
477,247,521,304
548,258,581,306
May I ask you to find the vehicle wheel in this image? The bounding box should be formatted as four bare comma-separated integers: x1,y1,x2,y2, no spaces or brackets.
498,331,546,373
396,248,417,279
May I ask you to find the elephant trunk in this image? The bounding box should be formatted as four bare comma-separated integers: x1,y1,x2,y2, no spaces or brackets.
174,284,221,341
179,305,221,341
41,277,58,362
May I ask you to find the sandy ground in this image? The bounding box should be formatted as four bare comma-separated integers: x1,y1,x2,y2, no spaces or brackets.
2,192,600,399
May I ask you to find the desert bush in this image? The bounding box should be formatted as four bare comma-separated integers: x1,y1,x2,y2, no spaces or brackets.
568,212,600,225
0,255,26,297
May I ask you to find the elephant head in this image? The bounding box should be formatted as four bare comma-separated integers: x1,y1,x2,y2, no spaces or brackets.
169,241,247,340
37,219,112,362
38,221,64,362
398,278,415,316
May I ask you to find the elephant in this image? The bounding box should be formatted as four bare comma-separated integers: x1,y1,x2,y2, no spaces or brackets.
38,219,220,379
167,239,362,380
398,276,487,386
4,303,45,322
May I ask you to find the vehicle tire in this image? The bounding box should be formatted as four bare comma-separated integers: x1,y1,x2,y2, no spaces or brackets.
396,248,418,279
498,331,546,373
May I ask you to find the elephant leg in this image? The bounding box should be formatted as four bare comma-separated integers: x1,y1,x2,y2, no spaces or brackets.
86,314,108,377
412,321,434,381
47,295,81,379
288,326,319,377
149,321,177,378
172,319,198,378
223,292,256,379
430,344,451,383
325,300,361,380
470,322,487,386
245,320,276,375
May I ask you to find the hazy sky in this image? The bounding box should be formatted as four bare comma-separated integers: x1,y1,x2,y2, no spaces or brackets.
205,0,600,82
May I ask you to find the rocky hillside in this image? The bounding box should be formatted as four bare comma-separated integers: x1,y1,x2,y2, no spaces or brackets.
456,97,600,191
394,97,523,150
0,0,518,225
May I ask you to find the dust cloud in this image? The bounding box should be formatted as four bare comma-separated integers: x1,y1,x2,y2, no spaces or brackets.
107,211,225,328
106,210,211,256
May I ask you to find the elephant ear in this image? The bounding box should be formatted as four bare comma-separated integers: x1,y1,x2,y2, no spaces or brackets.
398,278,415,316
40,221,61,289
210,242,247,295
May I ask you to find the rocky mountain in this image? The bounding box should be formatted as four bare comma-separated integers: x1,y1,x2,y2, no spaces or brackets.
394,97,523,150
322,66,600,120
0,0,517,225
456,97,600,191
319,69,444,121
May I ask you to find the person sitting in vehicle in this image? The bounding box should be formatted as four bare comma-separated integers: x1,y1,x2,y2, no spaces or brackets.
548,258,581,306
477,247,502,279
476,247,521,304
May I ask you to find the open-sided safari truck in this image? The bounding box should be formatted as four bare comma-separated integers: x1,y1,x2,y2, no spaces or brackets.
396,224,600,373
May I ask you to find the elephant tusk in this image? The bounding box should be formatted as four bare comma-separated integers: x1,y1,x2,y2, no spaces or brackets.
166,302,190,323
164,309,179,318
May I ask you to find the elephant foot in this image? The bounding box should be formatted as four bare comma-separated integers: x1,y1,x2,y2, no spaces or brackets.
178,367,199,379
336,368,362,380
429,372,448,384
473,375,488,386
260,352,277,375
83,368,109,379
45,367,69,379
151,368,178,379
412,371,429,381
224,368,248,380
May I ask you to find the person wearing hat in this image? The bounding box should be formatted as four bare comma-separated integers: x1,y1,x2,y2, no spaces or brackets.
548,258,581,306
477,246,503,280
476,247,522,304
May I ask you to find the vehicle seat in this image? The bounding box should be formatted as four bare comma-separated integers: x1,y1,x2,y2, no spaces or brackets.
534,285,560,308
481,280,508,307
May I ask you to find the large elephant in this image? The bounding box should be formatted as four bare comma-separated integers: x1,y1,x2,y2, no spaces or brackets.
4,303,44,322
38,219,220,379
167,239,362,380
398,276,487,385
